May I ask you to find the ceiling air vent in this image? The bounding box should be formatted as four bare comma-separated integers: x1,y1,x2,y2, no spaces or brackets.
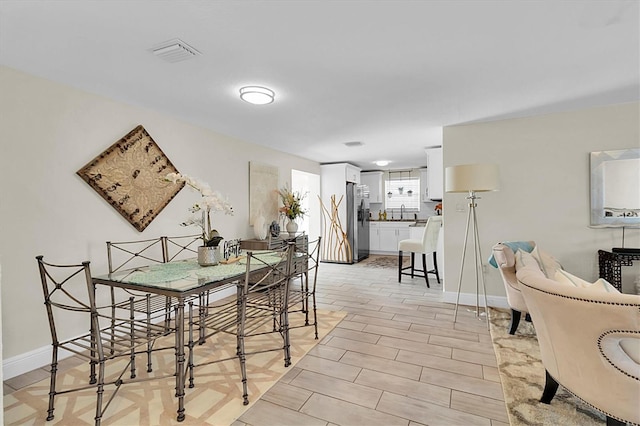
150,38,201,63
344,141,364,147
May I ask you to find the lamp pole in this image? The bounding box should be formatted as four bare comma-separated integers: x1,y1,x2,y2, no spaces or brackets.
452,190,490,328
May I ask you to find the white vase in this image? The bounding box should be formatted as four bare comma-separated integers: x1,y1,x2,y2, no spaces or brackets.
286,220,298,234
197,246,221,266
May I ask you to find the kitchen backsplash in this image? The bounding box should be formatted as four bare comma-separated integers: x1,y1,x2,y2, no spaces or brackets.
369,200,440,220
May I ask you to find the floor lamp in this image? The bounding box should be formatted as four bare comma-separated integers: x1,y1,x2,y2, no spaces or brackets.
445,163,500,327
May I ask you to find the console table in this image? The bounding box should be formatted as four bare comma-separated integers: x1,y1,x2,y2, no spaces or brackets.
241,233,307,250
598,248,640,293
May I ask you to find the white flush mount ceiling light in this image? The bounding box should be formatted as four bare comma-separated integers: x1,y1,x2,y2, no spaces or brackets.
374,160,390,167
239,86,275,105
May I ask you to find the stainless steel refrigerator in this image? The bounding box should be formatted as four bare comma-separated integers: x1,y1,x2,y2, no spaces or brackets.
346,182,370,263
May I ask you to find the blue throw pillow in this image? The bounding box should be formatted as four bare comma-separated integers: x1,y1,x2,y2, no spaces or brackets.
488,241,535,268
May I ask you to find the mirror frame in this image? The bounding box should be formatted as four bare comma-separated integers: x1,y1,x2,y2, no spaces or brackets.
590,148,640,227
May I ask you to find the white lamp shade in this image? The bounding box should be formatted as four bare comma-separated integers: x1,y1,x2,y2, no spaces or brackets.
445,163,500,193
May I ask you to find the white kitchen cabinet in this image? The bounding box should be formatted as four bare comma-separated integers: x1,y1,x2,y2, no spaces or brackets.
419,168,429,203
424,147,443,200
345,164,361,183
369,222,412,254
378,227,397,252
369,222,381,251
361,171,383,203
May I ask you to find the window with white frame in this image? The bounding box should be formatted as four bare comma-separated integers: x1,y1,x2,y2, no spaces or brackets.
385,172,420,211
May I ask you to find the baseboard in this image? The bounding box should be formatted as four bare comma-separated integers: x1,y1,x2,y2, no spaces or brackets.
3,344,58,380
2,286,237,380
442,291,508,309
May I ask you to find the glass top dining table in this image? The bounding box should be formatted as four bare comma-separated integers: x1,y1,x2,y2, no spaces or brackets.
92,250,284,296
91,249,284,422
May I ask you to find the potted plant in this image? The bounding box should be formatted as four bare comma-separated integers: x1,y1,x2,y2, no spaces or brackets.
277,185,307,234
165,172,233,265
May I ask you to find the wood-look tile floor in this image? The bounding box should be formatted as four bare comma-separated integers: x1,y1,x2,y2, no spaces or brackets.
4,257,508,426
234,259,508,426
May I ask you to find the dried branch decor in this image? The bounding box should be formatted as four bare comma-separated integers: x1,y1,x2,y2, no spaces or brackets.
318,194,352,263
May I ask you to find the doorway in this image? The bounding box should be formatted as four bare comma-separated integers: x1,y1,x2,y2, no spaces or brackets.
291,169,321,240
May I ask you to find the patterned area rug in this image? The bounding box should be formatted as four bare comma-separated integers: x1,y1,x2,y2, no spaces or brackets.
3,309,346,426
488,308,605,426
355,254,409,269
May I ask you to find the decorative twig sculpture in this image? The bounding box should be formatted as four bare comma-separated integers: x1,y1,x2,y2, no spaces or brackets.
318,194,352,263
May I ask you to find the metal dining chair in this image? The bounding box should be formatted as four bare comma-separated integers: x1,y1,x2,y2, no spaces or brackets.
288,236,322,339
106,235,203,373
186,243,295,405
106,237,174,375
36,255,169,425
398,215,442,287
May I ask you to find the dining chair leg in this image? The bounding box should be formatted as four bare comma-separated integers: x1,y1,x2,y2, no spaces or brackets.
128,297,137,379
46,347,58,421
410,252,416,278
422,253,430,288
198,293,206,345
281,310,291,367
433,252,440,283
398,250,403,282
187,301,195,388
312,290,318,339
238,332,249,405
303,272,310,326
145,295,153,373
94,361,106,426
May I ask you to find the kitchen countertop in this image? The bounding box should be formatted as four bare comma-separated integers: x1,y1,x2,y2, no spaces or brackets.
369,219,427,227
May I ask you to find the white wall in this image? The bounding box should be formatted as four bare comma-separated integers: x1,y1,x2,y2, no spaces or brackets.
0,66,319,376
442,102,640,305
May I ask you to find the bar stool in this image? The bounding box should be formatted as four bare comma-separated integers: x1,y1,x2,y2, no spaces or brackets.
398,216,442,287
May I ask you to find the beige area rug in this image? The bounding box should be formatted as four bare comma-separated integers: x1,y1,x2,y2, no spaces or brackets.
4,309,346,426
355,254,409,269
489,308,606,426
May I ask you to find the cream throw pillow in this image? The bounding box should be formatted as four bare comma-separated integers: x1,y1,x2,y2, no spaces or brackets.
554,269,619,293
514,249,545,276
531,246,562,278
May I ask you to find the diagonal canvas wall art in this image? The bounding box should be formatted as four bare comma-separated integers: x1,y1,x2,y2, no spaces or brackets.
77,125,184,232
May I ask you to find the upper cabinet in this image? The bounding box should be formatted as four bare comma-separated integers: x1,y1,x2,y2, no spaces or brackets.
361,171,383,203
322,163,361,183
345,163,361,183
424,147,443,200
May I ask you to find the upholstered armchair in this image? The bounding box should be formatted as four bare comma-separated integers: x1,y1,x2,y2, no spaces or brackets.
516,266,640,426
491,241,535,334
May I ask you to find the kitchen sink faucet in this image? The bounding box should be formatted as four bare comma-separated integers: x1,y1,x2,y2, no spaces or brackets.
400,204,405,220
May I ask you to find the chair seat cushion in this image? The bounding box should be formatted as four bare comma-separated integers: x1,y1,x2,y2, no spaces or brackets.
398,239,423,253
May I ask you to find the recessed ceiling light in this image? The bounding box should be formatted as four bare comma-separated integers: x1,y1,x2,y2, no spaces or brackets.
374,160,390,167
239,86,275,105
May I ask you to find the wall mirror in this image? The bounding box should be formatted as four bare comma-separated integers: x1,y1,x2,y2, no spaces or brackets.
590,148,640,227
